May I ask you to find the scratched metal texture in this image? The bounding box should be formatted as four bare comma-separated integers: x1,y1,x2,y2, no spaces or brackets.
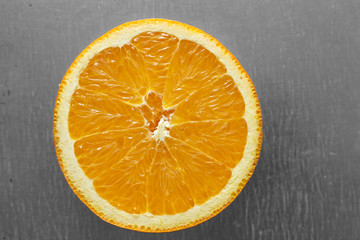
1,0,360,239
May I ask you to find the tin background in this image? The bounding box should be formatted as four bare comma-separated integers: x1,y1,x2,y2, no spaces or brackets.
1,0,360,239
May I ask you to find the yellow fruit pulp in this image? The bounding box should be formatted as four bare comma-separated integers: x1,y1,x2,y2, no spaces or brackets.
68,31,247,215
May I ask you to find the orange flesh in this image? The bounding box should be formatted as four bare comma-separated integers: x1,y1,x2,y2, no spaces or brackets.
68,31,247,215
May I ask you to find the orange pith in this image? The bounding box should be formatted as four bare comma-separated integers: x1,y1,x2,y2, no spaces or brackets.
68,31,248,215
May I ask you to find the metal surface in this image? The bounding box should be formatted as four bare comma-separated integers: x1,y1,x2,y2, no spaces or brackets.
1,0,360,239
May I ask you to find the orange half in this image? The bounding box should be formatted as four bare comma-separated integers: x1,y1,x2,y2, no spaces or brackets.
53,19,262,232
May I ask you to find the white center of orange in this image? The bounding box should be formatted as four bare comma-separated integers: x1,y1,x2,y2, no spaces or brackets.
152,116,171,141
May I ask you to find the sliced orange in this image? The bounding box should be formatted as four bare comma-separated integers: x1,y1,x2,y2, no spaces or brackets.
53,19,262,232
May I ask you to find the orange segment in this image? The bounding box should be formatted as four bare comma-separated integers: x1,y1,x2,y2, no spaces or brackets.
79,45,149,104
131,32,179,94
68,88,145,139
170,74,245,125
74,128,149,179
169,119,248,168
147,141,194,215
93,138,156,214
163,39,227,108
165,137,231,205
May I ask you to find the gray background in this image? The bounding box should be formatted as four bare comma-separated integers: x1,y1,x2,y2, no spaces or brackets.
1,0,360,239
